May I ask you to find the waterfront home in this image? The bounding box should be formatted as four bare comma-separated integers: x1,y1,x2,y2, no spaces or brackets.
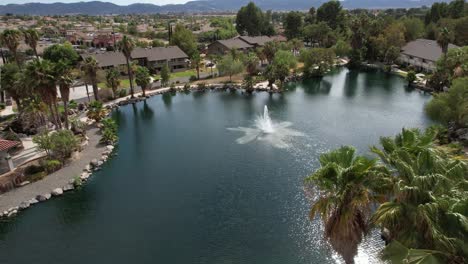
399,39,459,72
207,35,286,56
82,46,189,73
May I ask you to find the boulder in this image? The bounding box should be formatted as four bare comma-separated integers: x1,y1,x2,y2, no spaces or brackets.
51,188,63,196
36,193,51,201
19,201,30,210
84,164,92,172
97,161,103,167
80,172,90,180
29,198,39,205
106,145,114,152
63,184,74,192
90,159,99,167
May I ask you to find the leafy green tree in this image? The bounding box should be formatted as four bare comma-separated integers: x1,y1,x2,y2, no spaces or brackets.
334,39,351,57
43,43,79,65
401,18,425,41
105,68,121,99
191,52,202,80
0,63,29,110
160,63,170,87
119,36,136,98
218,54,244,82
284,11,303,40
425,77,468,127
235,2,272,36
263,41,278,64
306,146,389,264
270,50,297,89
316,0,344,30
300,48,335,77
49,130,78,163
135,66,151,97
170,23,197,59
349,15,369,67
33,131,52,157
406,70,416,86
448,0,465,19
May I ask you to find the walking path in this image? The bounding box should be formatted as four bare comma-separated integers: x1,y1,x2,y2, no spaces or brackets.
0,127,105,213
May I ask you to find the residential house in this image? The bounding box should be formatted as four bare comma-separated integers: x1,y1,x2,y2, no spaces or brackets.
399,39,459,72
82,46,189,73
207,35,287,56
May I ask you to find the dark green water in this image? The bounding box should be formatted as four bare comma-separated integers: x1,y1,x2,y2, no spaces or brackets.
0,68,431,264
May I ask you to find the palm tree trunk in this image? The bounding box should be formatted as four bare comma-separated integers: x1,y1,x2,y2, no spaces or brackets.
47,104,58,129
85,83,91,102
126,57,135,98
197,66,200,80
63,101,69,129
142,86,146,97
33,47,38,59
92,82,99,101
53,100,62,129
0,49,5,64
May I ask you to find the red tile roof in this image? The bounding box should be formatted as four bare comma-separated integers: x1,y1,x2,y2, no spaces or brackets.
0,139,20,152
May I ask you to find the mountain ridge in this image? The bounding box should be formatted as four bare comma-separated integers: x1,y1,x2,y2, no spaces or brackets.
0,0,449,15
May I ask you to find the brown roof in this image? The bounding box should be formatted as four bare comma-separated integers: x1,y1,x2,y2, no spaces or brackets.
401,39,459,62
216,38,253,50
238,36,274,46
0,139,20,152
82,46,189,68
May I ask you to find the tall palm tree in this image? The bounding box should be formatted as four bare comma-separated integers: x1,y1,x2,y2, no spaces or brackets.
437,27,452,57
119,36,135,98
135,66,150,97
105,68,121,99
191,52,202,80
245,52,259,76
54,61,74,129
81,56,100,101
23,29,40,58
0,29,22,66
25,59,61,128
306,146,390,264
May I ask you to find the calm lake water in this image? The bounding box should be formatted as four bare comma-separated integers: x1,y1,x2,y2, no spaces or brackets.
0,68,432,264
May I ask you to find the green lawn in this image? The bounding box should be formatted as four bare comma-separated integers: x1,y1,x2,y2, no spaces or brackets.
152,69,197,80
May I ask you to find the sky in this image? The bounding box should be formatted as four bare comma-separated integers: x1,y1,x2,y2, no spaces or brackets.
3,0,190,5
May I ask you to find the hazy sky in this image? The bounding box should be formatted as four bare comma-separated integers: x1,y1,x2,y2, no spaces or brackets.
3,0,190,5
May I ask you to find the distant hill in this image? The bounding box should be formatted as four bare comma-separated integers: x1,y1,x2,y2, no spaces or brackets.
0,0,450,15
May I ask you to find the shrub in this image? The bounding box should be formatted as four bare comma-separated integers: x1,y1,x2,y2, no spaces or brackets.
197,82,206,90
170,83,176,92
183,83,191,90
33,132,53,156
25,171,47,182
0,103,5,110
68,100,78,110
43,159,61,173
118,89,127,98
86,101,106,122
24,164,45,175
73,175,83,187
100,118,118,144
189,75,197,82
50,130,79,163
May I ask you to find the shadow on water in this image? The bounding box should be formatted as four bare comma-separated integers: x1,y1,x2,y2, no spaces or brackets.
162,92,173,109
344,70,359,97
56,188,97,226
140,101,154,120
302,77,332,95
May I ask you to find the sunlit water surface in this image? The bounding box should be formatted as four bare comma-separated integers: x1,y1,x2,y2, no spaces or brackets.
0,68,431,264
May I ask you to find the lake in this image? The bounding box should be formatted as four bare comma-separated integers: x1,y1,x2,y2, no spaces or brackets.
0,68,432,264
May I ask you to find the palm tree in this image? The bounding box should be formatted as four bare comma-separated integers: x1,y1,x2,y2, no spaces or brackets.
81,56,100,101
0,29,22,66
135,66,151,97
306,146,390,264
105,68,121,99
370,128,468,263
437,27,452,57
23,29,40,58
54,61,74,129
191,52,202,80
25,59,61,128
0,63,25,111
119,36,135,98
245,52,259,76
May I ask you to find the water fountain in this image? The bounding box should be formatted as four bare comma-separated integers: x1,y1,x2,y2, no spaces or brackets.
228,105,304,149
256,106,275,133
